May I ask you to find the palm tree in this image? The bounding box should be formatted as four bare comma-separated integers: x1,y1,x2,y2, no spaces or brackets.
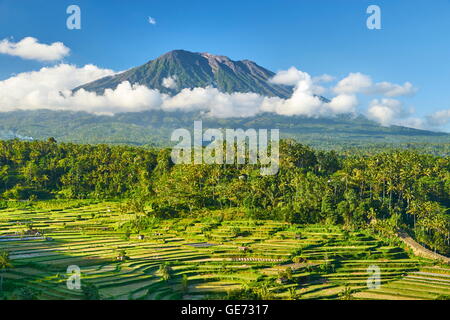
0,250,13,292
288,287,302,300
181,274,189,293
0,165,9,190
158,263,172,281
338,284,354,300
82,282,100,300
256,284,273,300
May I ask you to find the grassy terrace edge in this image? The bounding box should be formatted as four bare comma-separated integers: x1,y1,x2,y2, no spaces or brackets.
0,201,449,300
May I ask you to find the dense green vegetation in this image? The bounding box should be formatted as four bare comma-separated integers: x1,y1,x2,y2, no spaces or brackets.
0,138,449,256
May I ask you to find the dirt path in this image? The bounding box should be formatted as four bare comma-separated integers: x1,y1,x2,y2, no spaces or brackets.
398,231,450,264
230,257,284,262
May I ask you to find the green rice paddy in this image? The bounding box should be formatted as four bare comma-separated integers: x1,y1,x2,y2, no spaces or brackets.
1,202,449,300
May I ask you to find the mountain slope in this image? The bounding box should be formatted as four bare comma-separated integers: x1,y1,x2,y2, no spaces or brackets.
1,110,449,151
74,50,293,98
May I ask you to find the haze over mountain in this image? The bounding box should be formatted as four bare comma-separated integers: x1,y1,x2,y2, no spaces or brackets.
74,50,293,98
1,109,449,151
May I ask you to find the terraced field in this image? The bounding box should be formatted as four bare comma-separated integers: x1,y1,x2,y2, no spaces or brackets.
0,202,449,300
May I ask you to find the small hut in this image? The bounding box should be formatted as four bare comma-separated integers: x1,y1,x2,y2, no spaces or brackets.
276,277,289,284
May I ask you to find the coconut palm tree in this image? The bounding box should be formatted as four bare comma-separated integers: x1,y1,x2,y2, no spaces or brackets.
288,287,303,300
181,274,189,293
158,263,172,281
338,284,354,300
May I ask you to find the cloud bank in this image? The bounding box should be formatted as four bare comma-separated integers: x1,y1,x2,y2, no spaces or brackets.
0,37,70,61
0,62,447,131
0,64,358,117
367,98,407,126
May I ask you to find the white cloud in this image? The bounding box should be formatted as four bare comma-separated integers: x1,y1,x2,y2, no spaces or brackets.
71,82,163,114
264,69,356,117
372,81,416,97
163,87,264,118
269,67,309,86
0,64,118,113
162,76,177,89
426,109,450,127
365,98,450,131
0,37,70,61
334,72,372,95
328,94,358,114
334,72,416,97
148,17,156,25
365,98,432,129
267,91,324,117
367,98,405,126
313,74,335,83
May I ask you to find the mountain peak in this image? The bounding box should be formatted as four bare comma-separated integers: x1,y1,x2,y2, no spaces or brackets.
162,49,195,57
74,50,293,98
200,52,231,61
199,52,238,72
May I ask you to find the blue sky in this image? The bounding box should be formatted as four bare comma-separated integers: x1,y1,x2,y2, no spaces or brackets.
0,0,450,129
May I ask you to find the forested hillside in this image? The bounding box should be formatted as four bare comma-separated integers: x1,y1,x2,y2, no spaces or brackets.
1,110,450,149
0,139,448,256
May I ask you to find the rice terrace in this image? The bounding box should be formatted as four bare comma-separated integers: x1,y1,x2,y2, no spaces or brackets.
1,200,449,300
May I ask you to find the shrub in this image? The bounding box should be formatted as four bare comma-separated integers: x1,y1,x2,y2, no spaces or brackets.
10,287,40,300
82,283,101,300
